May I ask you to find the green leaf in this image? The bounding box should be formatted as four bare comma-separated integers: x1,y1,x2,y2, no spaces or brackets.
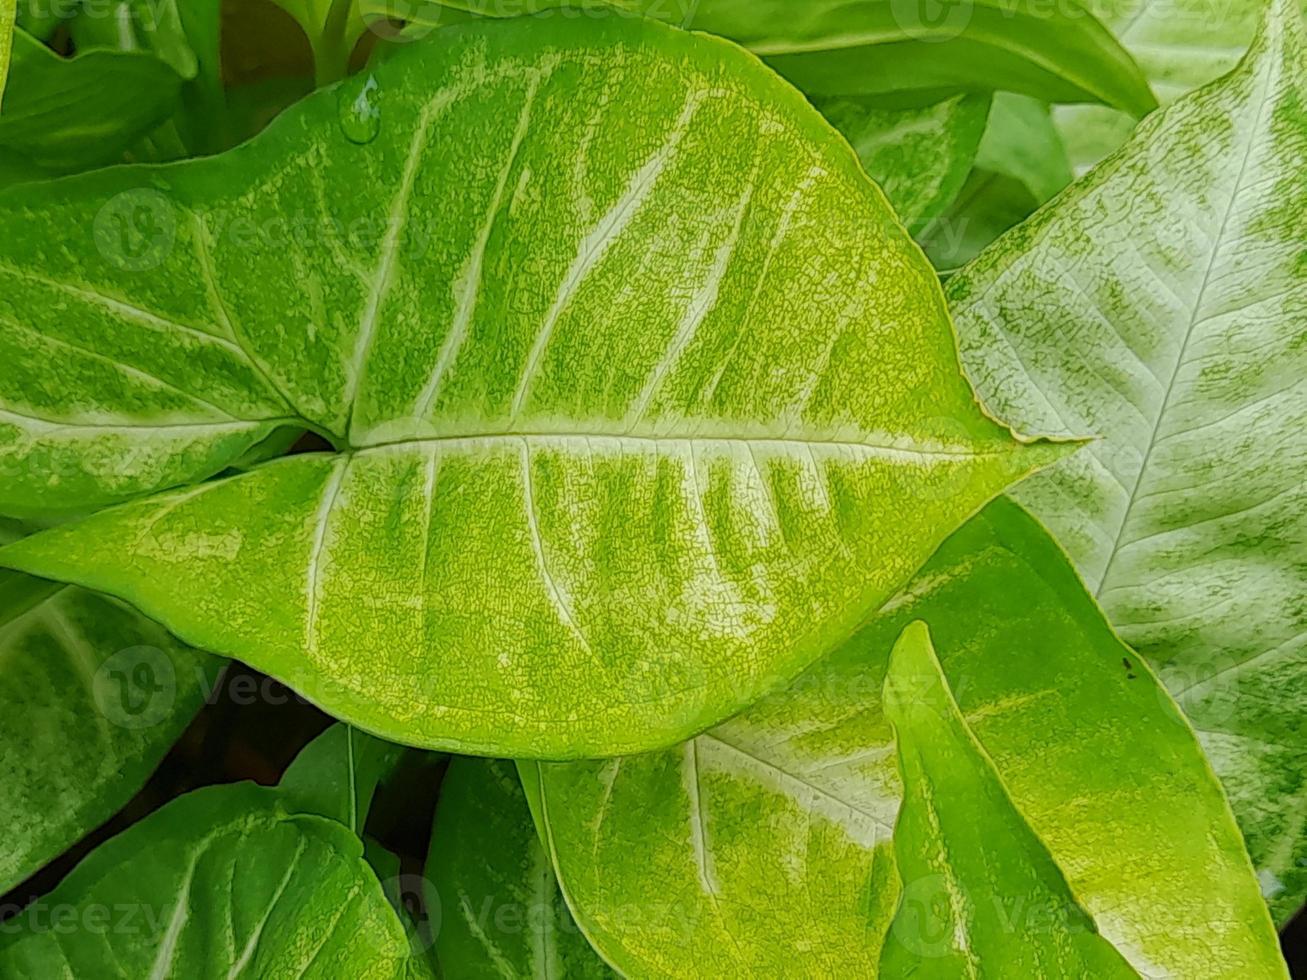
0,519,220,895
816,92,990,234
280,722,403,832
376,0,1157,114
521,500,1285,977
974,93,1073,204
429,757,615,978
1053,0,1287,171
0,14,1067,757
918,169,1041,273
0,782,432,978
68,0,199,80
881,621,1137,977
948,0,1307,921
0,0,14,108
0,29,184,172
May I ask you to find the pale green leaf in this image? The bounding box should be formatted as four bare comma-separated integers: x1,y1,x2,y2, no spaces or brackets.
429,757,614,979
948,0,1307,921
816,92,990,233
0,520,220,895
1054,0,1289,171
279,722,403,833
0,782,432,978
0,14,1067,757
374,0,1157,114
975,92,1073,203
880,621,1137,977
521,500,1283,977
918,169,1041,272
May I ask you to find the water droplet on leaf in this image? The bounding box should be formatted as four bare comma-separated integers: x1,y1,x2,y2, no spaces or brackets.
338,75,382,145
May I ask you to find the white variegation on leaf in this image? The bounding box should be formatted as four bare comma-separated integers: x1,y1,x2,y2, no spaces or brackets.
0,15,1067,758
521,501,1284,978
949,0,1307,921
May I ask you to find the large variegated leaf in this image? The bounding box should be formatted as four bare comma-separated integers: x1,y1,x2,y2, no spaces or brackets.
376,0,1156,114
0,14,1065,757
880,622,1136,978
0,782,431,978
0,520,219,894
429,757,614,978
520,500,1283,977
949,0,1307,921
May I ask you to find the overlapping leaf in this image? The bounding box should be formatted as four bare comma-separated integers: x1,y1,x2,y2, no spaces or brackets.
880,622,1136,978
374,0,1156,113
0,14,1065,757
0,520,219,894
0,782,431,978
521,500,1282,977
949,0,1307,920
429,757,614,978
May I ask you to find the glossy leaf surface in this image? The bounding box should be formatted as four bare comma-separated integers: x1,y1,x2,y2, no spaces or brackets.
949,0,1307,920
0,14,1064,757
0,520,219,895
880,621,1136,978
0,783,430,978
429,757,614,978
523,500,1283,977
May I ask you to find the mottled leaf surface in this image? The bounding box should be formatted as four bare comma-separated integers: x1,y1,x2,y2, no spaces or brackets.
949,0,1307,920
0,0,13,106
1054,0,1281,171
0,520,219,894
430,758,614,979
522,500,1282,978
880,621,1137,978
0,14,1064,757
0,783,430,978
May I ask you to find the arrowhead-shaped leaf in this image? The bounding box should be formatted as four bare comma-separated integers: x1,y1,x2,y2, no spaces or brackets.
0,782,431,978
0,520,219,895
520,500,1283,977
0,14,1067,757
948,0,1307,920
429,757,615,978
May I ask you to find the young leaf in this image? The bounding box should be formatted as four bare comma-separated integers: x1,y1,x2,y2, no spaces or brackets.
521,500,1285,977
0,782,432,977
816,92,990,234
375,0,1157,115
949,0,1307,920
0,520,220,895
68,0,199,80
880,621,1137,977
280,722,403,832
428,757,614,978
0,14,1067,757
